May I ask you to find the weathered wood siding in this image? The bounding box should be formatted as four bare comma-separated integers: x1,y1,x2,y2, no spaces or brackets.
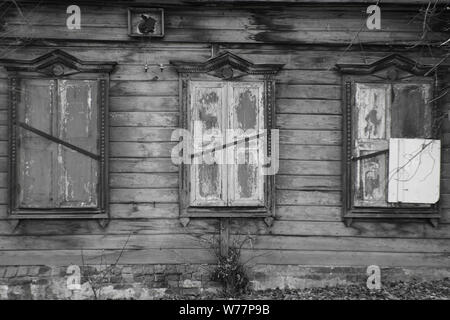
0,2,449,268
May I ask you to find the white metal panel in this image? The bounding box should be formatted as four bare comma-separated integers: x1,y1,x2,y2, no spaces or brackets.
388,138,440,204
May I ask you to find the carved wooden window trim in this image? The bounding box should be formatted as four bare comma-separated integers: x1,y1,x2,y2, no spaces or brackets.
0,50,117,222
171,52,283,220
336,54,443,227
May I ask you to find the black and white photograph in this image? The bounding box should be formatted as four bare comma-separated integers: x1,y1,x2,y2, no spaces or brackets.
0,0,448,308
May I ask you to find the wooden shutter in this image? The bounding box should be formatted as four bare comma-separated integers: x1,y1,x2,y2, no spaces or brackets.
17,79,56,208
227,82,264,206
353,83,391,207
189,81,227,206
16,79,99,209
391,83,433,139
57,80,98,207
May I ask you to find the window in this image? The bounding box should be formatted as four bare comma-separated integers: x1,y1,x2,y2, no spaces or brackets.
171,52,283,223
337,54,442,226
190,81,265,207
0,50,116,220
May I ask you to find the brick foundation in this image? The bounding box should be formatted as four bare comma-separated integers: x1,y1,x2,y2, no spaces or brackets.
0,264,448,299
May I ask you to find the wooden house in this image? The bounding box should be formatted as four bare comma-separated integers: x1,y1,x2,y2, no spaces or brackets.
0,0,448,299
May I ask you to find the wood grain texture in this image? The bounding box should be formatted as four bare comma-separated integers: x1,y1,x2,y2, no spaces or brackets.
0,3,449,270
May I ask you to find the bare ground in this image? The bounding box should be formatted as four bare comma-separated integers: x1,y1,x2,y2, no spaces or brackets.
163,279,450,300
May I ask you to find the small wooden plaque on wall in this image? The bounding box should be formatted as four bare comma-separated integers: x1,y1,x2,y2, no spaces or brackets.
128,8,164,38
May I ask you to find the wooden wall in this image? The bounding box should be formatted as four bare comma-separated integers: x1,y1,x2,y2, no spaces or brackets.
0,2,448,269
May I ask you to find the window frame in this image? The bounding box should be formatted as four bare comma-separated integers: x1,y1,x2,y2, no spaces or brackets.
337,54,442,226
0,50,116,220
171,52,283,220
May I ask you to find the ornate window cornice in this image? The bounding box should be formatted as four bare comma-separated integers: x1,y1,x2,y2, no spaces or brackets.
0,49,117,76
335,54,437,77
171,51,284,79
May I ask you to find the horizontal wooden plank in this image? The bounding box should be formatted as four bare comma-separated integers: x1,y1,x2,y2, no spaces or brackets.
110,158,178,173
110,173,178,188
441,164,450,178
0,158,6,172
0,126,7,139
0,218,448,239
0,234,207,251
277,99,341,114
278,160,341,175
277,190,341,206
0,234,447,253
0,189,6,204
276,205,342,221
112,65,179,81
0,46,211,65
5,6,438,32
2,24,446,45
110,188,178,203
435,194,450,209
0,173,5,188
0,142,6,156
0,111,6,126
230,220,450,239
226,50,449,70
110,96,179,112
441,180,450,194
109,203,180,219
0,95,6,110
277,84,341,99
439,208,450,224
277,114,342,130
276,175,341,191
280,130,342,145
250,235,450,253
243,250,449,267
110,112,179,127
0,247,446,267
110,80,178,96
0,218,219,235
110,127,175,142
277,70,341,85
0,248,215,265
110,142,175,158
279,145,341,160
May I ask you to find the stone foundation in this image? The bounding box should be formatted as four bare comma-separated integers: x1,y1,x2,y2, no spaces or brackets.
0,264,448,299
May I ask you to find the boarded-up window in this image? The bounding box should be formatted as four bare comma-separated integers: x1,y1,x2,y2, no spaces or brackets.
189,81,265,207
352,82,436,208
16,79,100,209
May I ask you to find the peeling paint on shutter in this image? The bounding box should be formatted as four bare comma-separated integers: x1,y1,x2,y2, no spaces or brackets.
57,80,98,207
227,82,264,206
391,84,432,139
190,81,227,206
17,79,99,209
388,138,440,204
353,83,391,207
17,79,56,208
